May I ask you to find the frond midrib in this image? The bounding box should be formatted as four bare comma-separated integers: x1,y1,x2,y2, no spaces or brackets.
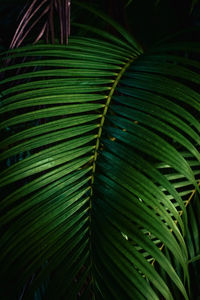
85,53,138,295
89,55,138,198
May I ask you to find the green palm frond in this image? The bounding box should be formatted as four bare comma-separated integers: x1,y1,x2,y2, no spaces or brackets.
0,31,200,300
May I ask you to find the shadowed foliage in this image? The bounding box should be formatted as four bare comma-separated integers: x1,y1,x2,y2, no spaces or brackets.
0,1,200,299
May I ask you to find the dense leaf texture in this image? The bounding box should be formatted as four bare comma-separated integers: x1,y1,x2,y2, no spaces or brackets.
0,36,200,300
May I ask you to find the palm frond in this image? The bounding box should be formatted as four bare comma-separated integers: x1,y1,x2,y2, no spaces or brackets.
0,33,200,300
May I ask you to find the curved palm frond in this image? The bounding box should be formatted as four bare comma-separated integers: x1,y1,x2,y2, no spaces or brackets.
0,28,200,300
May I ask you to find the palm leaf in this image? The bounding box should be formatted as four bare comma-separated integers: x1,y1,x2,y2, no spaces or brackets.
0,32,200,300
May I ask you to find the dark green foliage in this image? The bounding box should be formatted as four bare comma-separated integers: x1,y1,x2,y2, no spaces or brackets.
0,1,200,299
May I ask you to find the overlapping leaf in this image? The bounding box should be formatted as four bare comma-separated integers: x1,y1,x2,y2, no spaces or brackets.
0,34,200,300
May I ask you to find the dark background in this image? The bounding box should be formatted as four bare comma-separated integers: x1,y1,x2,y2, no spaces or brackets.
0,0,200,49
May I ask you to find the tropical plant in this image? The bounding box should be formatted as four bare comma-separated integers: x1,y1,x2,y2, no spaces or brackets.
0,1,200,300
